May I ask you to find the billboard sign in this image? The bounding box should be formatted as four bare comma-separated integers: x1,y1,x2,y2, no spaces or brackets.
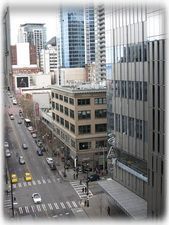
16,77,29,88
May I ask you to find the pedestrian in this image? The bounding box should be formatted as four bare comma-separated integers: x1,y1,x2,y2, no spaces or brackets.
73,174,75,179
84,187,87,193
82,187,84,193
107,206,110,216
84,200,87,206
76,173,78,179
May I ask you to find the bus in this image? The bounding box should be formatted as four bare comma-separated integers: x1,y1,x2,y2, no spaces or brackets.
24,118,31,127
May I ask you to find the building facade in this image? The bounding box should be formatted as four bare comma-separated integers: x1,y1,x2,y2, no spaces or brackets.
51,84,107,170
103,4,165,217
19,23,47,56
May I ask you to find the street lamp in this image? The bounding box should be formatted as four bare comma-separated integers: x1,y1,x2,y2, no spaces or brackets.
86,163,89,207
61,146,66,177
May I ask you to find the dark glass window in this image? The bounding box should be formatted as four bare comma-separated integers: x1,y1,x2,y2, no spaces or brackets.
94,98,106,104
69,98,74,105
56,103,59,110
60,117,64,126
60,105,63,113
64,96,68,103
143,82,147,101
56,115,59,123
128,117,134,137
70,109,74,119
95,124,107,132
52,92,54,98
64,107,69,116
95,109,107,118
115,114,120,132
122,115,127,134
55,93,58,99
115,81,120,97
70,123,75,133
65,120,69,129
79,142,91,150
59,95,63,101
78,99,90,105
78,125,91,134
78,111,91,120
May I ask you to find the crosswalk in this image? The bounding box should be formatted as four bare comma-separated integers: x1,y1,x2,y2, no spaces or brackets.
70,181,93,199
12,177,59,189
16,200,79,216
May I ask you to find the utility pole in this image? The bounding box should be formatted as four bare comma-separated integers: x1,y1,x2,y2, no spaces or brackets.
11,183,14,217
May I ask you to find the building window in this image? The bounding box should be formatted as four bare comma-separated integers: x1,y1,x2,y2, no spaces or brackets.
70,123,75,133
78,110,91,120
60,105,63,113
115,114,120,132
60,117,64,126
94,98,106,104
95,140,107,148
71,139,75,148
64,107,69,116
56,115,59,123
95,124,107,133
64,96,68,103
79,142,91,150
69,98,74,105
56,103,59,110
55,93,58,99
122,115,127,134
96,108,107,118
70,109,74,119
78,99,90,105
52,101,55,109
52,112,55,120
52,92,54,98
59,95,63,101
128,117,134,137
143,82,147,101
115,81,120,97
78,125,91,134
121,81,127,98
128,81,134,99
136,119,142,140
65,120,69,130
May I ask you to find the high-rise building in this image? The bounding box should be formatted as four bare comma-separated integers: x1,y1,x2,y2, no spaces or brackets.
84,6,95,64
18,23,47,56
99,4,165,218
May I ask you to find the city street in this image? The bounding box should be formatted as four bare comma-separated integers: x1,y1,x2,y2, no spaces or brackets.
3,91,86,219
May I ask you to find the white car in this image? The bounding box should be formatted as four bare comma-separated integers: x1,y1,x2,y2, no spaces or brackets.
4,142,9,148
10,115,14,120
28,126,33,131
32,133,37,138
46,157,53,165
32,193,42,204
5,149,11,158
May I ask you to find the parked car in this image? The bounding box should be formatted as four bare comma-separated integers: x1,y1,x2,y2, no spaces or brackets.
10,115,14,120
19,156,25,165
11,174,18,184
32,133,37,138
46,157,53,165
87,174,100,182
22,143,28,149
5,149,11,158
18,120,22,124
28,126,33,131
49,163,56,170
24,172,32,182
4,141,9,148
37,149,43,156
32,193,41,204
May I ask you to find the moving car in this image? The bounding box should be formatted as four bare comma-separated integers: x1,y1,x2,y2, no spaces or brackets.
37,149,43,156
32,193,41,204
46,157,53,165
87,174,100,182
4,142,9,148
49,163,56,170
24,172,32,182
18,120,22,124
32,133,37,138
12,99,17,105
19,156,25,165
11,174,18,184
27,126,33,131
22,143,28,149
5,149,11,158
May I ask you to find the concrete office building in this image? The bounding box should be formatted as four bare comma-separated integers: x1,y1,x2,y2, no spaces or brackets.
101,4,165,217
51,84,107,170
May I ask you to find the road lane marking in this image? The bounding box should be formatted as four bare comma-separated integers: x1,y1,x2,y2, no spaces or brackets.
66,201,72,208
31,205,35,213
19,207,23,214
60,202,66,209
72,201,78,208
48,203,53,210
65,212,69,215
54,202,59,209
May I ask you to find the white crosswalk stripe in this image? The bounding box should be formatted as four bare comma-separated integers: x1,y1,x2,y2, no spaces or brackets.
18,183,22,188
25,206,29,213
42,179,46,184
72,201,78,208
48,203,53,210
66,201,72,208
47,178,51,183
27,182,31,186
54,202,59,209
32,180,36,185
19,207,23,214
37,180,41,184
42,204,47,211
70,181,93,199
23,182,27,187
31,205,35,213
60,202,66,209
36,205,41,212
13,184,16,188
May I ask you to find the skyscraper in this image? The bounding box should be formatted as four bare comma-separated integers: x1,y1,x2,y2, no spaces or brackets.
97,4,165,218
18,23,47,56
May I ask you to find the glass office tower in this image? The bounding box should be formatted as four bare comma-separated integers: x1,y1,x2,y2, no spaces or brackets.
103,5,165,217
59,7,85,68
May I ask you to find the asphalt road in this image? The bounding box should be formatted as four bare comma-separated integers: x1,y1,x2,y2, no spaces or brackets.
3,91,86,219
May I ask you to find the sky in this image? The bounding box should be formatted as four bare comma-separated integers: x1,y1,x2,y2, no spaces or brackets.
9,6,58,45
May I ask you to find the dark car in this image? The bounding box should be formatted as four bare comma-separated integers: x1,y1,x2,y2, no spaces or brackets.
37,149,43,156
88,174,100,182
49,163,56,171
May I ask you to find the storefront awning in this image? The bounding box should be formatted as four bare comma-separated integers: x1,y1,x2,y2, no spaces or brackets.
98,179,147,220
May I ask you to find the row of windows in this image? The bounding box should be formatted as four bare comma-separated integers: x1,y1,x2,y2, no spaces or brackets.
108,112,147,142
51,95,106,106
108,80,147,101
79,140,107,150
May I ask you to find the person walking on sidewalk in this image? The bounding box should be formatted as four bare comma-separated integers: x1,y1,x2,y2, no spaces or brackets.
107,206,110,216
